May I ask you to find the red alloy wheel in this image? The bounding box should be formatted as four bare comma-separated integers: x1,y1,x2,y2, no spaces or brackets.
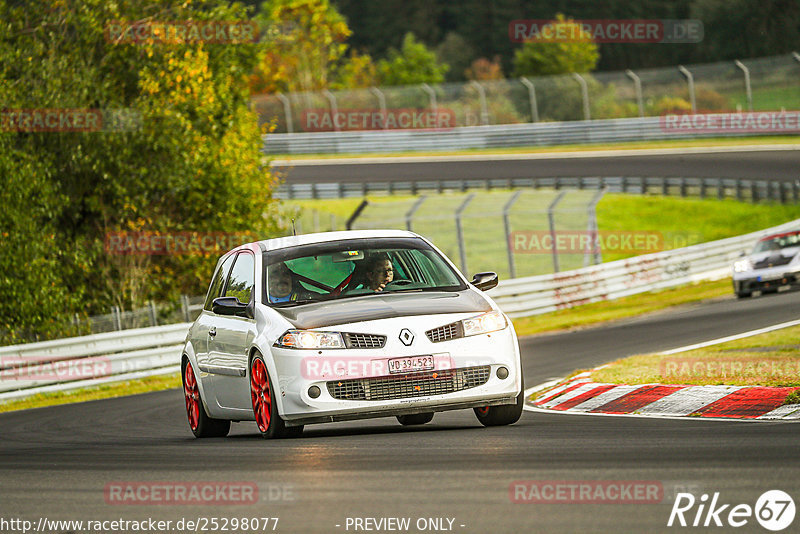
250,357,271,432
184,362,200,431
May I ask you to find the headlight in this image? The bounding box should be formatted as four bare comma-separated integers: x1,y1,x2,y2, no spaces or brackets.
462,311,507,337
733,259,751,273
275,330,344,349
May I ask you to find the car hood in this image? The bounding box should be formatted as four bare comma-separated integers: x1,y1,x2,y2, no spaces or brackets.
272,290,492,329
749,247,799,263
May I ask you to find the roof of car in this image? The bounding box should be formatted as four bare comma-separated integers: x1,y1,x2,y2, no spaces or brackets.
758,230,800,242
243,229,421,253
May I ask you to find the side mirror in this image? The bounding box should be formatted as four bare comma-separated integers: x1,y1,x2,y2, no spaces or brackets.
212,296,251,317
471,272,498,291
739,251,747,258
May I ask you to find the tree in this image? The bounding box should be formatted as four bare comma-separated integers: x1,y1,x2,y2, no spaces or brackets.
512,14,600,77
436,32,475,82
250,0,351,93
377,32,449,86
0,0,279,342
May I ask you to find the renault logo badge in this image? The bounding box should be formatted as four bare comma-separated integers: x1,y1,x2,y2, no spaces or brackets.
399,328,414,346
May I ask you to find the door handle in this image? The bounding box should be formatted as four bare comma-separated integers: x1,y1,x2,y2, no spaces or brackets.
209,326,217,337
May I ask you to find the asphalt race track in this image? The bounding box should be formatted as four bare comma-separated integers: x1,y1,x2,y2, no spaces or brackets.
272,148,800,184
1,291,798,533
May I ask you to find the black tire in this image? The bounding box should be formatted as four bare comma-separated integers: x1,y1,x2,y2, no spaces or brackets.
182,359,230,438
736,291,752,299
474,368,525,427
250,353,303,439
396,412,434,425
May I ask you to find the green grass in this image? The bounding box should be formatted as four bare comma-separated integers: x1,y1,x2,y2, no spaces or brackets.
285,192,800,279
591,325,800,387
727,85,800,112
267,135,800,160
0,373,181,414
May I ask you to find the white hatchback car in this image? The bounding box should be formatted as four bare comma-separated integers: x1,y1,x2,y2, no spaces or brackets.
182,230,523,439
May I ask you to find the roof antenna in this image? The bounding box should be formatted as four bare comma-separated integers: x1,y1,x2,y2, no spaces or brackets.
291,218,297,236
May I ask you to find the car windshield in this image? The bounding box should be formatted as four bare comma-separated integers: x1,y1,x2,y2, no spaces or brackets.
263,237,466,305
753,232,800,253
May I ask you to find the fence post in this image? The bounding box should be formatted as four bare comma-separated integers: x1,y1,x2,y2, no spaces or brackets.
276,93,293,133
625,69,644,117
148,301,158,326
112,306,122,331
470,81,490,125
369,87,388,129
181,295,190,323
405,195,427,232
323,89,339,132
502,191,523,278
421,83,438,114
571,73,591,120
346,199,369,230
548,191,567,273
455,194,475,274
585,187,606,266
678,65,696,113
520,77,539,122
733,60,753,111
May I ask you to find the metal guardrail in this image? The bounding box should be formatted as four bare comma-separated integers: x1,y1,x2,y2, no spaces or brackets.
0,323,190,401
262,116,798,155
0,218,797,402
276,176,800,204
492,218,800,317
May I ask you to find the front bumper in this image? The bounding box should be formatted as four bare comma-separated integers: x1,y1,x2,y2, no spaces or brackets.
269,321,522,426
733,267,800,293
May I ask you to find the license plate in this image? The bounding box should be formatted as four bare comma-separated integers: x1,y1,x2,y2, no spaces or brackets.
388,355,434,374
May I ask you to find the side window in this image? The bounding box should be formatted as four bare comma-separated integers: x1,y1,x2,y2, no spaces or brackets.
204,254,235,311
224,252,255,304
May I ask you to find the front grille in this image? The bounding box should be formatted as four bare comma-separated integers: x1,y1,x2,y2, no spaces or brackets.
426,322,463,343
753,256,793,269
343,333,386,349
327,365,491,401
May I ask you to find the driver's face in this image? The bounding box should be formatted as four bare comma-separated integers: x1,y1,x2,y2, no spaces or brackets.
269,265,292,297
367,260,393,290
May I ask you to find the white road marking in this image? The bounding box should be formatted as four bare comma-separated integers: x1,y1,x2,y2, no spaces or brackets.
660,319,800,355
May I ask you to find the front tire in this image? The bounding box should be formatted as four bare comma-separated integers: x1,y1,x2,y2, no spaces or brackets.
250,353,303,439
183,359,230,438
397,412,434,425
736,291,752,299
474,369,525,427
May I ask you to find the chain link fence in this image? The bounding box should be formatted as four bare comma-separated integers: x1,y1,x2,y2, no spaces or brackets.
254,53,800,133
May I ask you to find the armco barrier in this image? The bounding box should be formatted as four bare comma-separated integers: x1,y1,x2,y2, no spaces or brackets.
262,116,797,155
1,218,798,401
0,323,190,401
492,218,800,317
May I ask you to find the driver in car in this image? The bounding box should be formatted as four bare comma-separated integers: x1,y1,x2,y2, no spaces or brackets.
364,253,394,292
268,262,306,303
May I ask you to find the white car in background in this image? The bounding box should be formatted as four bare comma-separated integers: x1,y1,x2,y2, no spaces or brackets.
732,230,800,298
181,230,524,439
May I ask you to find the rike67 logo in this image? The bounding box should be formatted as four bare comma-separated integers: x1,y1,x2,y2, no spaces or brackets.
668,490,795,531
